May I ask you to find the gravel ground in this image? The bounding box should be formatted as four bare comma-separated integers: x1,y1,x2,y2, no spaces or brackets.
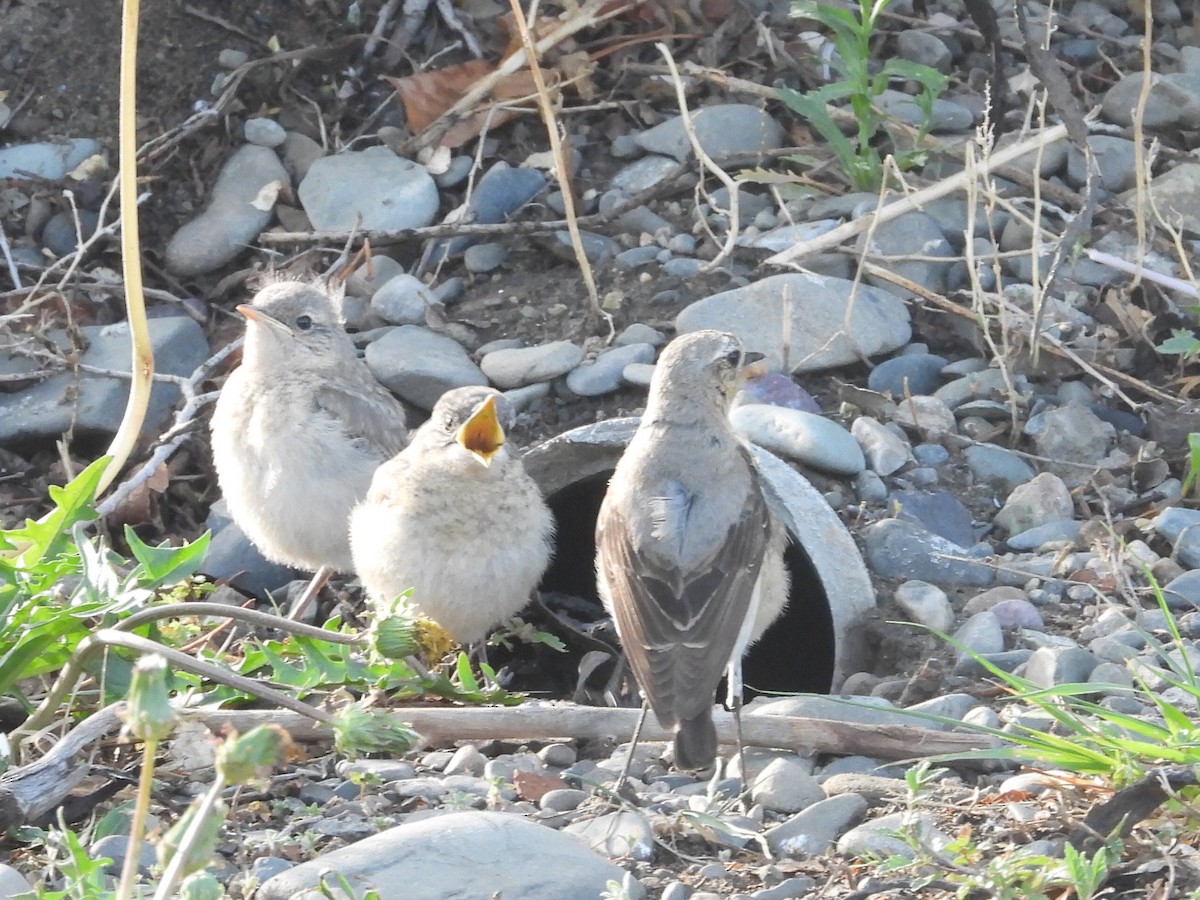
3,0,1200,896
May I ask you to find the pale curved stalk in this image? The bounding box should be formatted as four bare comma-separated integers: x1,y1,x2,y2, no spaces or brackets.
97,0,153,497
114,736,157,900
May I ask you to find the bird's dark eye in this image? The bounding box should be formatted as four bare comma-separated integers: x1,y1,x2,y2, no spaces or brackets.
722,348,741,366
295,315,314,331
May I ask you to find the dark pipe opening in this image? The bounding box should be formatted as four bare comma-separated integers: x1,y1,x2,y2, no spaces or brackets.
535,469,836,700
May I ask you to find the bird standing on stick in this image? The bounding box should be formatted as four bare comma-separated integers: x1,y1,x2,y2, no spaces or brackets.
210,280,409,610
350,385,555,648
595,330,790,770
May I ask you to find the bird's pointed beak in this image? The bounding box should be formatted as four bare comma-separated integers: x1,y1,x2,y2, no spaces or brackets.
236,304,291,334
456,395,505,467
740,350,768,381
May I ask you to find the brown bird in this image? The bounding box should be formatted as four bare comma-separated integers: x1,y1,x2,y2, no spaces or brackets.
595,330,790,770
350,385,555,646
210,280,409,595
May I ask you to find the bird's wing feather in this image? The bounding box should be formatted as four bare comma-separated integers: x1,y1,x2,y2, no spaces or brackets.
315,380,409,458
597,452,771,726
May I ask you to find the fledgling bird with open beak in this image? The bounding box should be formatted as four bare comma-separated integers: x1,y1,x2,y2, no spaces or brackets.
210,280,410,576
595,329,790,771
350,385,555,646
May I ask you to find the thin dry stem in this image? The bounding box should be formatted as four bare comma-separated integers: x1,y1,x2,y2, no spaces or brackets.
1131,0,1154,289
507,0,603,321
766,125,1070,266
96,0,152,498
656,43,741,272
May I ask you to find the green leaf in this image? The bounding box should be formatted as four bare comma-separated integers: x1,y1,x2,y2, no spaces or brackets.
123,526,211,589
455,652,479,693
1157,328,1200,356
4,457,108,567
881,59,949,93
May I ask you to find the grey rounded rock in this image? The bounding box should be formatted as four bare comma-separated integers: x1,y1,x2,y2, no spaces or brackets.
364,326,487,409
616,323,665,347
1005,518,1081,551
954,611,1004,656
634,103,785,162
663,257,703,278
964,443,1035,491
863,518,994,586
893,581,955,632
90,835,155,876
244,117,287,147
1020,646,1099,687
1067,135,1137,193
994,473,1074,536
876,90,973,132
891,395,956,437
867,353,947,396
41,209,100,257
566,343,655,397
298,146,439,232
371,274,437,326
749,757,825,814
1103,71,1200,128
482,341,584,389
850,416,911,476
611,154,679,193
281,132,324,182
623,363,655,387
463,242,508,274
258,811,634,899
731,405,865,475
165,144,288,276
896,30,953,72
765,793,868,858
863,210,956,294
677,273,910,374
0,317,209,445
616,246,661,268
564,810,654,861
837,811,952,860
0,138,100,181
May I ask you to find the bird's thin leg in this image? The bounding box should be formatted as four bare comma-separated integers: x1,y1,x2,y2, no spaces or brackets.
287,565,332,621
727,657,747,785
614,701,649,799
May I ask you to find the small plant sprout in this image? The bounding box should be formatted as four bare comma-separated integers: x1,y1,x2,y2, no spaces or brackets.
778,0,948,190
332,699,420,759
116,653,177,900
155,726,300,900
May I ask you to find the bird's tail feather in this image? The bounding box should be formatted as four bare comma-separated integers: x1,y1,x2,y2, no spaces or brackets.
674,712,717,770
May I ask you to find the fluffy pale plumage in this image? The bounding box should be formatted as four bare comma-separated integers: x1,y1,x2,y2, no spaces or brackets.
595,330,790,770
350,386,555,645
210,280,409,573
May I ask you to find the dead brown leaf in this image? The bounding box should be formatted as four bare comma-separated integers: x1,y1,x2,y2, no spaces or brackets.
385,63,539,149
108,462,171,528
512,769,568,802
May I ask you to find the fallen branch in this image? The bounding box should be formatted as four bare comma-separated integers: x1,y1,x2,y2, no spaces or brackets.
0,703,126,830
188,701,1001,764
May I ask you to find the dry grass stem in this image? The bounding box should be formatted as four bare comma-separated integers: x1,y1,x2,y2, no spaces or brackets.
95,0,153,498
656,42,741,272
766,124,1070,265
507,0,602,319
1131,0,1154,289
